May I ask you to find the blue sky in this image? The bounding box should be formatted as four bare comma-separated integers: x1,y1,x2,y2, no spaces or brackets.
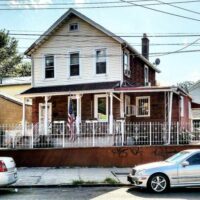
1,0,200,85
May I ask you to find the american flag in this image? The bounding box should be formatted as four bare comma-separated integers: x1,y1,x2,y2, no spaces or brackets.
67,99,76,142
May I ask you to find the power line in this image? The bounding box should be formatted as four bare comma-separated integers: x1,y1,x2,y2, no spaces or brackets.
20,48,200,60
121,0,200,22
155,0,200,15
1,0,200,11
7,32,200,37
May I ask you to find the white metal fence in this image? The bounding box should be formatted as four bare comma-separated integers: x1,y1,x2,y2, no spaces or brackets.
0,121,199,149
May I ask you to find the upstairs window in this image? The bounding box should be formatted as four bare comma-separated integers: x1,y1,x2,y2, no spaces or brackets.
70,53,79,76
45,55,54,79
136,96,150,117
69,23,79,32
124,52,130,70
96,49,106,74
144,66,149,86
124,52,131,77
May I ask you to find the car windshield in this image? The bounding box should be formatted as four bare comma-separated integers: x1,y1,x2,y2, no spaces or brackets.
166,151,191,163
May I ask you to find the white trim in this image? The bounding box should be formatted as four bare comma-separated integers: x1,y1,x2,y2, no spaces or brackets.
180,96,184,117
144,65,149,86
67,95,82,121
94,48,108,76
43,54,56,81
67,50,81,78
94,94,108,122
136,96,150,117
39,102,52,133
68,22,79,32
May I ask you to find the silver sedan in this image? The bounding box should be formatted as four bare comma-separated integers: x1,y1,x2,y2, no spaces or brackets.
128,149,200,193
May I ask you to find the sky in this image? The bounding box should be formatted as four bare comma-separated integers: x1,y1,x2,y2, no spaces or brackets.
0,0,200,86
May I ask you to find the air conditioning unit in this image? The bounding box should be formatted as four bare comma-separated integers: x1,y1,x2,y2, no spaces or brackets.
124,69,131,77
145,82,151,86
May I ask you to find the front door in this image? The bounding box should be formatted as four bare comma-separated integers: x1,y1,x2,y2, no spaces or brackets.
39,103,52,134
178,152,200,185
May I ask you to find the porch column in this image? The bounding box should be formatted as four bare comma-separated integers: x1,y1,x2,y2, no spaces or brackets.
168,91,173,144
109,92,113,134
76,94,81,135
120,92,124,118
44,96,49,135
22,97,26,136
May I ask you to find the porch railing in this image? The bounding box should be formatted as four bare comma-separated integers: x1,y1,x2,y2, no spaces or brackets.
0,121,199,149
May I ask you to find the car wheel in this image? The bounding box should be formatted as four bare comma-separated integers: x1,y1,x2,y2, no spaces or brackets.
148,174,169,193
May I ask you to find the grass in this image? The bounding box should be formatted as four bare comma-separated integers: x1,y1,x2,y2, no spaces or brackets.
72,177,119,185
103,177,119,184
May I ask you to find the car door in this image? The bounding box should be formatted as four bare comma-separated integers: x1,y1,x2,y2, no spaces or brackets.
178,153,200,185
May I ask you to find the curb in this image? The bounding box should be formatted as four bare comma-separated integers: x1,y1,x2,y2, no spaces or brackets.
6,183,131,189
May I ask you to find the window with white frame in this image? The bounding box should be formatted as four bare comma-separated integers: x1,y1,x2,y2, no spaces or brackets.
136,96,150,117
45,55,54,79
96,49,106,74
180,96,184,117
94,94,108,121
70,52,79,76
69,23,79,32
124,52,130,71
144,66,149,86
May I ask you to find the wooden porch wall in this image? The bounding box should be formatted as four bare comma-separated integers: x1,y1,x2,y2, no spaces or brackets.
32,94,121,123
32,92,185,124
0,145,199,167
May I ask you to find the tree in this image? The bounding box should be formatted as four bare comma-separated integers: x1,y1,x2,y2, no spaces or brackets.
0,29,22,80
177,81,195,93
12,62,31,77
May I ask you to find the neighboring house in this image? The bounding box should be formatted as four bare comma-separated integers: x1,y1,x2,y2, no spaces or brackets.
0,76,31,100
189,81,200,125
0,77,32,124
21,8,191,135
0,93,32,124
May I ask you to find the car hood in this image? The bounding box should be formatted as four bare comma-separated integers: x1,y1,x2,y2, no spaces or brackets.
134,161,174,171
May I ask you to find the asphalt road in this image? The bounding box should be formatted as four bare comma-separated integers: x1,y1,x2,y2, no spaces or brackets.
1,186,200,200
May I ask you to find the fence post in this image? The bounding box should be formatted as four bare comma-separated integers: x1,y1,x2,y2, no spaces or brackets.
177,122,179,145
121,120,124,146
150,122,152,146
12,136,15,149
92,122,95,147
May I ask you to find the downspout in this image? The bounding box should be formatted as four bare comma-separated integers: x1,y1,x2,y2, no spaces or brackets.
168,91,173,144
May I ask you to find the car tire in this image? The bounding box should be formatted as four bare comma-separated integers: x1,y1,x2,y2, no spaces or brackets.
147,173,169,193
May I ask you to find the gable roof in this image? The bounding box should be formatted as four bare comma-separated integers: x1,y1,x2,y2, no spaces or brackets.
0,76,31,86
24,8,160,73
189,80,200,92
0,93,31,106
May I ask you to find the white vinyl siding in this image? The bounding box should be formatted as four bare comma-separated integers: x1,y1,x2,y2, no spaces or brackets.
32,16,122,87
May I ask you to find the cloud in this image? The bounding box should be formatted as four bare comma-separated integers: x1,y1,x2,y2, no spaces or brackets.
9,0,52,8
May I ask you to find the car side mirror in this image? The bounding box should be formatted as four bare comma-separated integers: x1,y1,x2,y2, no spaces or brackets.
182,161,189,167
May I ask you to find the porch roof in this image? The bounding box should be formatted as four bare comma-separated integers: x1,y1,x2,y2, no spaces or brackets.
20,81,120,97
114,86,179,93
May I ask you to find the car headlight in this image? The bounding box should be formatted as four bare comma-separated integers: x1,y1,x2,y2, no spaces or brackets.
135,169,146,176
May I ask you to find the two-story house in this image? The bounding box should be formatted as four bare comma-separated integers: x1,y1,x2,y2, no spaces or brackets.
189,81,200,126
21,8,192,136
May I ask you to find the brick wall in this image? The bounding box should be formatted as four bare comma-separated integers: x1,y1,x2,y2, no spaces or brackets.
124,55,156,86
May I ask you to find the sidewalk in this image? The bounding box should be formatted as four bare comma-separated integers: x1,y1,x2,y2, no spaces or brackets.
12,167,132,187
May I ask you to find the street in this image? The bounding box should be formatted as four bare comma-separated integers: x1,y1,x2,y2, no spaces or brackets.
1,186,200,200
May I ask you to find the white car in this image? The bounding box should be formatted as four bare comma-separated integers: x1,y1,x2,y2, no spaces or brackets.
0,157,17,186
